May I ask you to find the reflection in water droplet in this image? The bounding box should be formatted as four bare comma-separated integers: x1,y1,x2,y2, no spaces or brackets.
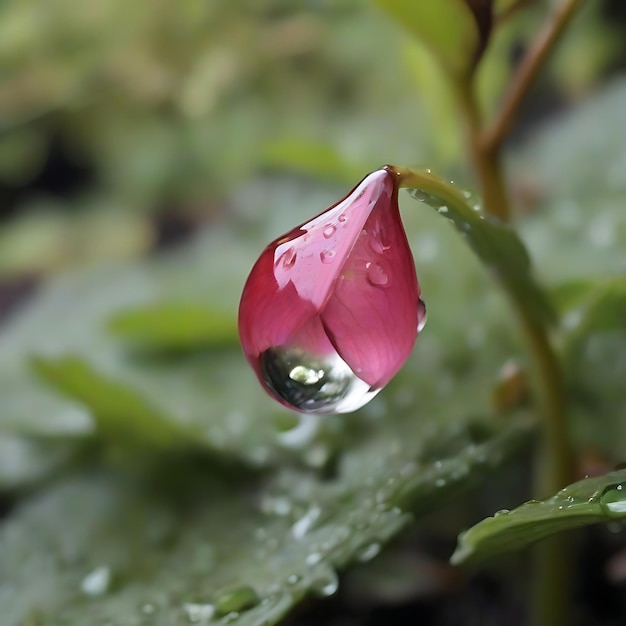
81,565,111,597
183,602,215,623
417,299,427,332
320,248,336,263
215,586,260,616
259,347,380,414
323,225,336,239
276,246,296,269
367,263,388,287
600,483,626,517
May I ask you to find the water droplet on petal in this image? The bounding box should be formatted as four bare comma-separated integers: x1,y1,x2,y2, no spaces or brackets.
320,249,336,263
259,347,380,414
369,229,391,254
417,299,427,332
600,483,626,517
323,225,336,239
276,246,296,269
338,214,347,223
367,263,388,287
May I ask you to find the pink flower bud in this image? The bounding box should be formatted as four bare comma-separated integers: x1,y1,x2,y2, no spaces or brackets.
238,167,425,414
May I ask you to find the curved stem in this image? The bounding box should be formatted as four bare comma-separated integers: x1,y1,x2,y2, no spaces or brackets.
391,166,575,626
482,0,586,155
456,80,512,222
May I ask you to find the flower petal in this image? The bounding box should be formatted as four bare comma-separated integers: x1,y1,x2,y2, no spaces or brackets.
321,180,420,388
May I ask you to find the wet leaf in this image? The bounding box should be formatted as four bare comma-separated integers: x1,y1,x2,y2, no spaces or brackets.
408,184,556,328
0,418,529,626
452,469,626,566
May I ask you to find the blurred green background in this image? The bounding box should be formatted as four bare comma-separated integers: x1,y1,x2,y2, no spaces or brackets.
0,0,623,279
1,2,626,625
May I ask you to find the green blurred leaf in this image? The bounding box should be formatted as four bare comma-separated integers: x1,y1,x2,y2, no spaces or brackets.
452,469,626,566
374,0,487,77
109,303,238,351
0,417,529,626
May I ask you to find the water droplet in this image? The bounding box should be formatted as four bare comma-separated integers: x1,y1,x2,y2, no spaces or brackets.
358,542,381,562
182,602,215,623
81,566,111,597
438,205,449,214
258,346,380,414
600,483,626,517
320,249,336,263
417,299,427,332
367,263,388,287
323,225,336,239
369,229,391,254
286,574,300,585
493,509,510,517
141,603,157,616
276,246,296,269
463,190,472,199
215,586,260,616
292,506,321,539
338,214,347,223
306,551,322,565
311,568,339,597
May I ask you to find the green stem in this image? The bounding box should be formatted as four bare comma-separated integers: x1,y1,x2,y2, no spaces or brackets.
391,166,574,626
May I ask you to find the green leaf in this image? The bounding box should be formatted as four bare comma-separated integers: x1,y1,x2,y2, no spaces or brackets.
374,0,488,77
108,303,238,352
452,469,626,566
404,175,556,328
0,419,530,626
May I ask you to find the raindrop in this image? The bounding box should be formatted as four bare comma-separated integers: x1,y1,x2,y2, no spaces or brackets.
286,574,301,585
292,506,321,539
215,586,260,616
369,229,391,254
306,552,323,565
493,509,510,517
141,603,157,616
367,263,389,287
320,249,336,263
258,346,380,414
323,225,336,239
417,299,427,332
358,542,381,562
313,569,339,597
276,246,296,269
81,565,111,597
600,483,626,518
438,205,449,215
182,603,215,623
